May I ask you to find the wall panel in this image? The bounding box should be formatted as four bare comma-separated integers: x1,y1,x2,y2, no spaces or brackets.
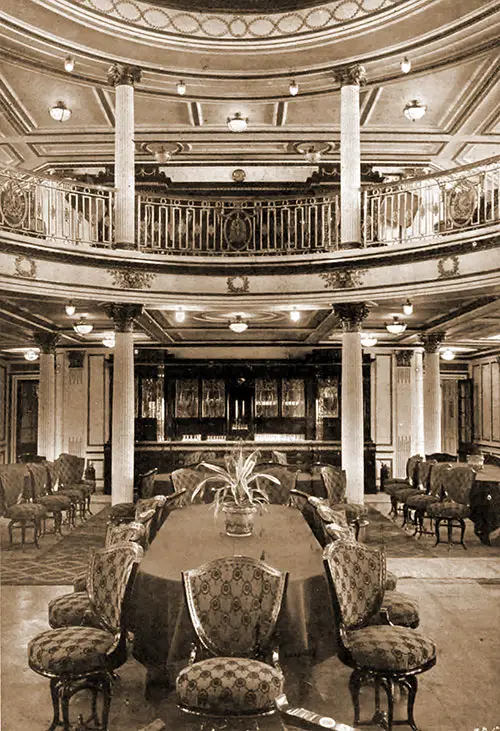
374,354,393,446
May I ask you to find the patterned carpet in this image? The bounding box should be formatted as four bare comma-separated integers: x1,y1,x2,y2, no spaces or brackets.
0,507,109,585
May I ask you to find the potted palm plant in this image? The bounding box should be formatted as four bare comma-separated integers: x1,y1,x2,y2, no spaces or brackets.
191,444,280,536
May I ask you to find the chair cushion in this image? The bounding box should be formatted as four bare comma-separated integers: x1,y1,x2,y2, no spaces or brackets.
383,480,410,497
109,503,136,522
379,591,419,628
73,570,88,593
48,592,102,629
56,488,85,501
176,657,283,715
28,627,115,676
405,493,439,510
335,502,369,523
345,625,436,671
37,495,71,511
391,487,421,502
65,481,93,497
426,501,470,520
315,503,349,526
7,503,46,520
385,571,398,591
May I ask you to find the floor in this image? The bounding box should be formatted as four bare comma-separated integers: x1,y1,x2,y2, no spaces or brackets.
1,495,500,731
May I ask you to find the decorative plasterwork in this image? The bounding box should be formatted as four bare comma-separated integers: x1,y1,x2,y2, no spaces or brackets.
104,303,144,332
334,64,368,87
66,0,406,41
33,332,59,354
67,350,85,369
108,268,155,289
107,64,142,88
320,269,366,289
395,350,412,367
437,255,460,279
14,255,37,279
227,275,250,294
420,331,446,353
333,302,369,331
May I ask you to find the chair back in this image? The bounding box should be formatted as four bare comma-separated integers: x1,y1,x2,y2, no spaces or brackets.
407,454,424,487
182,555,288,658
0,464,33,513
105,521,147,548
137,468,159,500
27,463,50,498
56,453,85,486
257,466,298,504
44,461,59,490
428,462,453,498
271,451,288,466
425,452,457,463
320,465,347,504
417,460,435,493
87,542,143,634
172,467,210,503
323,540,385,632
442,465,476,505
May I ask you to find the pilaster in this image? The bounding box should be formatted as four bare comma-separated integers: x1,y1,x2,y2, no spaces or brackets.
421,332,445,455
33,332,59,461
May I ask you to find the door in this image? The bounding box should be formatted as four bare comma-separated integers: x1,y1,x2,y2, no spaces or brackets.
16,379,39,461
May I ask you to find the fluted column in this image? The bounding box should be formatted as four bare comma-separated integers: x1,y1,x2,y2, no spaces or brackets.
394,350,412,477
334,303,369,504
335,64,367,248
104,304,143,505
421,332,445,455
411,347,425,456
107,64,141,250
34,332,59,461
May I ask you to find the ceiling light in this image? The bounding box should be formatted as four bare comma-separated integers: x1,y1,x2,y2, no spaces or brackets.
102,333,115,348
176,80,186,96
154,147,171,164
440,349,455,361
64,56,75,73
175,307,186,323
65,301,76,317
289,80,299,96
402,299,413,316
385,317,407,335
290,307,301,322
24,349,39,362
227,113,248,133
49,101,71,123
360,334,378,347
404,99,427,122
400,56,411,74
73,318,93,335
229,315,248,333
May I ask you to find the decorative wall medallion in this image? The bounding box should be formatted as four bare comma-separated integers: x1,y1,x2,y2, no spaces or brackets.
232,168,246,183
67,351,85,369
448,181,476,226
14,255,37,279
437,255,460,279
227,275,249,294
395,350,412,367
1,181,28,227
320,268,366,289
108,268,155,289
223,209,253,251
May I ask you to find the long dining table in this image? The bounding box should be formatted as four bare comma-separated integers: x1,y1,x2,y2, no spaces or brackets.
128,502,336,688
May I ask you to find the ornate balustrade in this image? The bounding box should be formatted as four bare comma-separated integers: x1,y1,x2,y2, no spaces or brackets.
362,155,500,246
0,168,115,248
1,157,499,255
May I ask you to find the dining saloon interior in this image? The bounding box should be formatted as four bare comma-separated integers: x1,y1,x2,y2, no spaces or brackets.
0,0,499,730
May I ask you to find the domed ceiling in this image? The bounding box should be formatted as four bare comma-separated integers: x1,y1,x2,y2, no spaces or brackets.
144,0,327,11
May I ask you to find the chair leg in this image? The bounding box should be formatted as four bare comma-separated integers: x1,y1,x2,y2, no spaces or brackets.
61,684,72,731
348,670,362,726
48,677,62,731
379,676,394,730
389,496,398,519
405,675,419,731
100,674,112,731
434,518,443,546
8,520,13,546
459,518,467,549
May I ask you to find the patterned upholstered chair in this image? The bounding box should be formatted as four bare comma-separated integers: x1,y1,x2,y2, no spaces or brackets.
136,467,159,500
28,462,72,536
323,540,436,731
28,542,143,731
51,522,146,628
311,465,368,538
108,468,161,525
271,450,288,465
0,464,47,548
176,555,288,717
53,454,93,522
155,488,187,532
171,467,211,504
426,465,476,548
256,465,299,505
425,452,458,463
404,462,452,537
382,455,423,520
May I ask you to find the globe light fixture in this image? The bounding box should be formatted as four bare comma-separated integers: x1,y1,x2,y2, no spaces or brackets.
24,348,39,362
154,147,171,164
440,348,455,361
401,56,411,74
175,307,186,323
229,315,248,333
289,80,299,97
227,113,248,133
402,299,414,315
64,56,75,73
176,80,186,96
289,307,301,322
73,317,93,335
404,99,427,122
360,334,378,347
49,101,72,123
65,301,76,317
385,317,407,335
102,333,115,348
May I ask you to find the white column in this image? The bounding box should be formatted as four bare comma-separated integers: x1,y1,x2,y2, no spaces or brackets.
421,332,445,455
34,333,59,461
336,64,366,247
105,304,142,505
411,348,425,456
394,350,412,478
335,303,368,504
107,64,141,249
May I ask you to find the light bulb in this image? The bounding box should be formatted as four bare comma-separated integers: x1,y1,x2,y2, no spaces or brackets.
290,308,301,322
176,80,186,96
175,307,186,323
65,301,76,317
24,349,39,361
401,56,411,74
440,349,455,361
64,56,75,73
289,80,299,96
402,300,413,315
360,334,378,347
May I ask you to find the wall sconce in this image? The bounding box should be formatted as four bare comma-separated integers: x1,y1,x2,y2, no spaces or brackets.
385,317,407,334
400,56,411,74
289,307,301,322
175,307,186,323
227,113,248,132
229,315,248,333
289,80,299,96
65,301,76,317
49,101,72,122
403,99,427,122
73,317,93,335
176,80,186,96
64,56,75,73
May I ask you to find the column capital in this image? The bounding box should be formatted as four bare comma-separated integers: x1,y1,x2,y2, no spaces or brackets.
33,331,59,354
335,64,367,87
107,64,142,88
334,302,369,332
395,350,413,367
104,303,143,332
420,331,446,353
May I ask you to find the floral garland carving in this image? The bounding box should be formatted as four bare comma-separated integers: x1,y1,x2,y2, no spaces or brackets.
14,255,37,279
108,268,155,289
437,255,460,279
227,275,249,294
320,269,366,289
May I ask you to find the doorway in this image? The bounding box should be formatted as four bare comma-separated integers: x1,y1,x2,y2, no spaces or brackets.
11,376,39,462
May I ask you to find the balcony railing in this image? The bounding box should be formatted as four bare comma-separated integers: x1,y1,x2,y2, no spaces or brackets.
0,156,498,256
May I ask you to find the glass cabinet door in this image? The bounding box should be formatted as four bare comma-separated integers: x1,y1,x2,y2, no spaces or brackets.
255,378,279,418
175,378,200,418
202,378,225,418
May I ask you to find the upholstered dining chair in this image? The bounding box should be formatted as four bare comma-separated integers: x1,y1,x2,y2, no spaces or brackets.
108,468,161,525
404,462,452,537
56,453,95,518
256,464,299,505
0,464,47,548
176,555,288,717
171,466,211,504
315,465,368,538
323,540,436,731
28,462,72,537
382,454,423,520
426,464,476,548
29,542,143,731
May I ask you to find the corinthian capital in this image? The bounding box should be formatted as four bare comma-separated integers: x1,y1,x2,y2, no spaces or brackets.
420,331,446,353
104,303,143,332
107,64,142,88
334,302,369,332
335,64,367,87
33,331,59,354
